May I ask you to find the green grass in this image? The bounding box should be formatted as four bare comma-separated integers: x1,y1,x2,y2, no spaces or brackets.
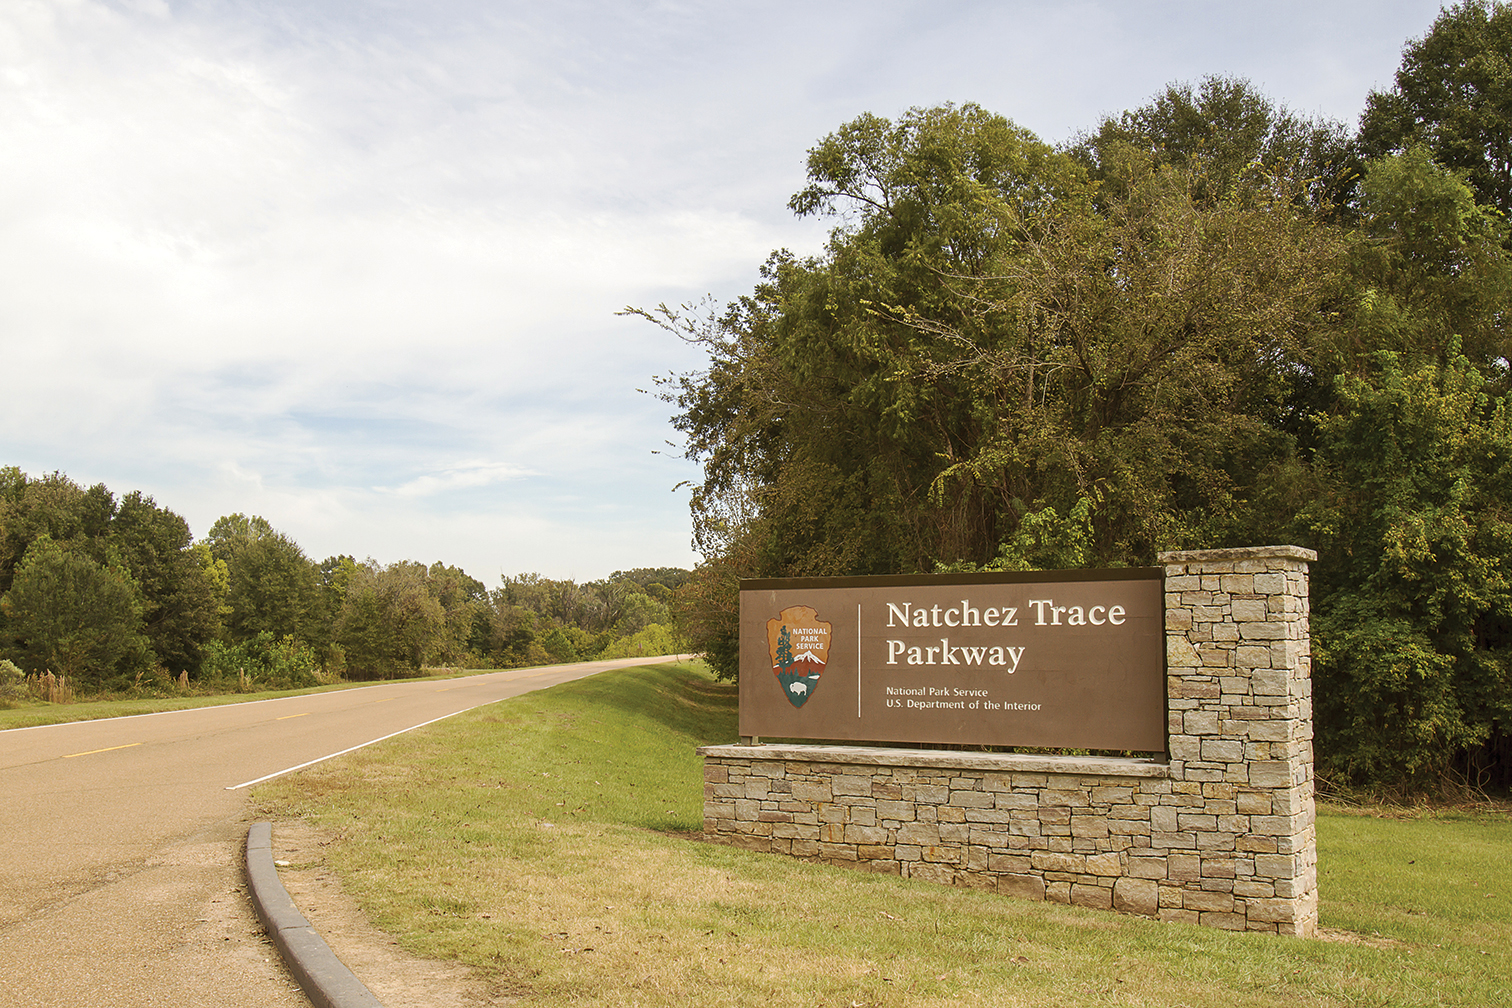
256,661,1512,1007
0,667,490,731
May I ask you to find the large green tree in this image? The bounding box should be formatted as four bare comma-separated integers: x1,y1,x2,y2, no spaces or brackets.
0,536,152,688
646,101,1347,676
1304,349,1512,787
207,514,319,646
1360,0,1512,217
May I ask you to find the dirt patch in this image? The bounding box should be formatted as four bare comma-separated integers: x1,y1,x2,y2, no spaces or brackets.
1315,926,1403,948
269,820,501,1007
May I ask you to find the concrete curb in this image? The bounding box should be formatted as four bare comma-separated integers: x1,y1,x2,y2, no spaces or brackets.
246,822,385,1008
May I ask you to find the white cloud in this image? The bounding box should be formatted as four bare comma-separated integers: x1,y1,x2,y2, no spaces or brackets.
379,461,532,498
0,0,1451,580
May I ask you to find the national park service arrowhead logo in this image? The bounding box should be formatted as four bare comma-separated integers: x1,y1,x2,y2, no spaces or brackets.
767,605,831,708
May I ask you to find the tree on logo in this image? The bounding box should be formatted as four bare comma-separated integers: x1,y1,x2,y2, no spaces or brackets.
776,625,794,670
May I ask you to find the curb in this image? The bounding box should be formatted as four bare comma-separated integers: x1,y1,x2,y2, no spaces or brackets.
246,822,385,1008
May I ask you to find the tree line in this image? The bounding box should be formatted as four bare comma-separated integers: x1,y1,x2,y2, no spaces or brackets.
642,2,1512,791
0,466,688,694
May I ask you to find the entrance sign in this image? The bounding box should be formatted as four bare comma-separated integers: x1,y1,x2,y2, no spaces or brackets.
740,569,1166,752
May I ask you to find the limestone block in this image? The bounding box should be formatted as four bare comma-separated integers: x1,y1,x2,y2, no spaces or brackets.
1168,638,1202,667
1031,850,1087,873
790,781,832,803
844,824,888,845
1183,711,1220,735
1199,647,1233,668
922,845,964,864
1254,853,1297,878
1110,856,1159,879
1245,897,1300,923
908,862,955,885
949,790,995,808
1070,884,1114,910
1234,645,1273,669
1236,791,1272,815
998,873,1046,901
896,823,941,846
1221,574,1256,595
938,822,971,843
1041,789,1092,807
1183,890,1234,913
1234,879,1275,899
1113,877,1161,915
1200,911,1247,931
1086,852,1123,876
1248,762,1294,789
1201,740,1245,763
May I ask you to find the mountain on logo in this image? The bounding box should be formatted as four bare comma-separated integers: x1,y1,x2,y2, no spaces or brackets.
790,650,826,670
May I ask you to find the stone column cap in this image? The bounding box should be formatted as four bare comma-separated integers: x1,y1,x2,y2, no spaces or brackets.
1157,545,1317,564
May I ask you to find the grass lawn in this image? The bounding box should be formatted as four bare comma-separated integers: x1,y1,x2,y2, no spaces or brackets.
255,660,1512,1007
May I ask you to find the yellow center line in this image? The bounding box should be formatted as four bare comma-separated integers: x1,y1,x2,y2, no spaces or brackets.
276,713,310,720
62,743,142,759
369,697,395,704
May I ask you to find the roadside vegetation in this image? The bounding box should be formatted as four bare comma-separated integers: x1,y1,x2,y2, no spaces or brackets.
0,663,502,732
257,661,1511,1007
0,466,688,702
647,2,1512,796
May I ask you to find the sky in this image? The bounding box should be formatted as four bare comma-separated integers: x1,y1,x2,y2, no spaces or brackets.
0,0,1452,584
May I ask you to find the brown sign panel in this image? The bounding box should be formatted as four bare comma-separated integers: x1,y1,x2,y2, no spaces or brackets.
739,570,1166,752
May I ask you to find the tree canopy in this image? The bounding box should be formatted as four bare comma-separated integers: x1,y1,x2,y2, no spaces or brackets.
646,69,1512,791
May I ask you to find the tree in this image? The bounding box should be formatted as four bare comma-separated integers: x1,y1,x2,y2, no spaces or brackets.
1345,145,1512,371
207,514,319,645
1304,348,1512,788
334,561,446,679
0,536,152,689
111,492,222,675
1360,1,1512,217
1076,75,1357,214
643,103,1347,676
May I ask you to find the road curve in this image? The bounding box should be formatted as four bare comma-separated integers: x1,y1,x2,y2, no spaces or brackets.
0,656,685,1008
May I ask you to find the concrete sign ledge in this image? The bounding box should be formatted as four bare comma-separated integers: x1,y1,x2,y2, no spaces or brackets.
699,743,1171,777
245,822,385,1008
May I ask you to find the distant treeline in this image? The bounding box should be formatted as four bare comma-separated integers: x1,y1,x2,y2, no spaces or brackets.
0,466,688,694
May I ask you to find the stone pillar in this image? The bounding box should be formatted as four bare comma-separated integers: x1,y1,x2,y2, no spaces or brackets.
1157,546,1317,936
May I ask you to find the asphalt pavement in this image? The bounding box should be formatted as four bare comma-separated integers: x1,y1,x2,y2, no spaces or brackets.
0,656,684,1007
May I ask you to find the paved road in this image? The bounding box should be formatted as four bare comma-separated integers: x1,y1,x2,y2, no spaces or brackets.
0,656,685,1007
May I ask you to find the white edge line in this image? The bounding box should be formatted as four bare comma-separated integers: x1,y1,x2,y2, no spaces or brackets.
224,655,684,790
226,700,502,790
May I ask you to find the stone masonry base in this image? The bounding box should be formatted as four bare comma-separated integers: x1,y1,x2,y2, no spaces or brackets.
702,546,1319,937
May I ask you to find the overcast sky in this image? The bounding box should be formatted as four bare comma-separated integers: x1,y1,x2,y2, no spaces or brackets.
0,0,1450,583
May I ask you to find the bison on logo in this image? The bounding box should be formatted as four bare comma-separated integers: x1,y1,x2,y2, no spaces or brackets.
766,605,831,708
